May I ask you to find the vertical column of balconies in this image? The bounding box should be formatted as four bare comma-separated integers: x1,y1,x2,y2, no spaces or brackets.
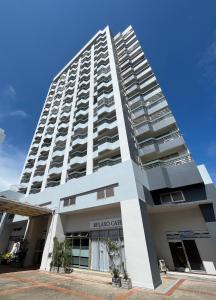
105,26,131,163
86,45,95,175
60,61,81,184
22,81,58,195
67,50,91,180
114,26,190,169
19,83,57,194
92,32,121,172
40,72,70,190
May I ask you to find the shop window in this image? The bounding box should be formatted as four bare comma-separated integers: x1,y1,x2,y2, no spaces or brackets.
97,187,115,200
160,191,185,204
63,197,76,207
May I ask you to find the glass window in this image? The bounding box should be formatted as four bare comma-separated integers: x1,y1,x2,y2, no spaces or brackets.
171,191,185,202
160,193,172,204
63,198,70,206
106,187,114,197
97,190,105,199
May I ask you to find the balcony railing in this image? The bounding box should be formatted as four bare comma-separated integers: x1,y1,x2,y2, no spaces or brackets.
142,154,192,169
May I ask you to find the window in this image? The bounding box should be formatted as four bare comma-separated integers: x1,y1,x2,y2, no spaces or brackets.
160,193,172,204
171,191,184,202
160,191,185,204
97,190,105,199
97,187,114,199
63,197,76,207
106,187,114,197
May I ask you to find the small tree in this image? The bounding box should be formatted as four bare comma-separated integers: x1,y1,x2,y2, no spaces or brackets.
51,237,64,272
101,238,122,278
62,239,72,273
51,237,72,273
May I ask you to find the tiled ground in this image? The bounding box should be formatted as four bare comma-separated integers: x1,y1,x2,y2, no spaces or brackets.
0,267,216,299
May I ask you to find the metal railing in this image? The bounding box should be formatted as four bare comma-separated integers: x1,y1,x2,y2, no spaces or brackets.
142,154,192,169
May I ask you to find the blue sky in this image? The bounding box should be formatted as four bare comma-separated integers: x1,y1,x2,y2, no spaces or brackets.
0,0,216,189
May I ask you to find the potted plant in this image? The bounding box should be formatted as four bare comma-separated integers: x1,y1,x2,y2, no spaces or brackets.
50,237,63,273
121,264,132,289
0,252,14,265
62,239,73,274
15,239,29,267
111,267,121,287
50,237,73,273
102,238,123,288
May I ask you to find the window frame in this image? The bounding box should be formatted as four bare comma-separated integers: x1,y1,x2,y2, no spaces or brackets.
160,190,185,204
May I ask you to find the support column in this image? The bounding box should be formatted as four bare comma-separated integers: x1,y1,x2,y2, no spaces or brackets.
24,215,49,266
40,213,64,271
120,198,161,289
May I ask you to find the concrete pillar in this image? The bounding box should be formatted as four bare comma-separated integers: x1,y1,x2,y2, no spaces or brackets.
24,215,49,266
40,213,65,271
0,214,12,253
120,198,161,289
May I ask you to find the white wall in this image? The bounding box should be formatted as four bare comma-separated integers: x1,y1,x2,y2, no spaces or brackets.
149,206,216,274
63,205,121,232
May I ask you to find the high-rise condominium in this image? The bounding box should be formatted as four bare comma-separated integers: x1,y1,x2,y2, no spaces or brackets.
0,26,216,289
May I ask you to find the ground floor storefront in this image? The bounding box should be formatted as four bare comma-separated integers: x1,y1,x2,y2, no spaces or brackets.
1,200,216,290
149,205,216,275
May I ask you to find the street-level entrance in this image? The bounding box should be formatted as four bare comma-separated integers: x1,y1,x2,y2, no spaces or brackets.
169,240,205,272
66,232,89,269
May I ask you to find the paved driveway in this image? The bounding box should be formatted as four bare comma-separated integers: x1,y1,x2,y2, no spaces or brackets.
0,267,216,299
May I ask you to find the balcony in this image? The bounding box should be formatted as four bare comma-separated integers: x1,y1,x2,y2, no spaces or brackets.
46,180,60,188
69,155,87,166
97,104,115,117
126,84,139,97
123,74,136,86
72,135,87,147
97,120,117,133
75,108,89,119
29,187,41,194
68,170,86,180
142,154,192,170
49,166,62,176
139,131,186,160
140,76,156,91
32,174,43,183
97,91,114,102
97,135,119,154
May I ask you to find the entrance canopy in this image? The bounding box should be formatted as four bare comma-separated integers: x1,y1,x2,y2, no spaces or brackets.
0,196,52,217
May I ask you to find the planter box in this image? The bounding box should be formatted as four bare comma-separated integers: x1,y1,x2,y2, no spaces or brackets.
50,266,64,273
112,277,121,288
50,266,73,274
121,278,132,289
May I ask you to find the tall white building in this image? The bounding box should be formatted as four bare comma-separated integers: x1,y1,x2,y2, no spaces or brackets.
0,26,216,289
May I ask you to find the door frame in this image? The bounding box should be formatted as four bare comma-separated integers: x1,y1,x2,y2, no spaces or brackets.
169,239,205,273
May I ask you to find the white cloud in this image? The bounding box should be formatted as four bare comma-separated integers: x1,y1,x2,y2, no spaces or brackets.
3,85,16,99
0,142,26,191
8,110,28,118
0,128,5,144
0,84,30,121
198,37,216,83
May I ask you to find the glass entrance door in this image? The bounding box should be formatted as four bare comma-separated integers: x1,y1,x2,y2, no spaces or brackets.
183,240,204,271
169,241,189,271
169,240,205,272
68,236,89,269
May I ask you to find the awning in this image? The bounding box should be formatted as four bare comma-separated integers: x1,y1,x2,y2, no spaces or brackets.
0,196,52,217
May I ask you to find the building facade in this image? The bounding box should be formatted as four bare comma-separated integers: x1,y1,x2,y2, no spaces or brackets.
0,25,216,289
